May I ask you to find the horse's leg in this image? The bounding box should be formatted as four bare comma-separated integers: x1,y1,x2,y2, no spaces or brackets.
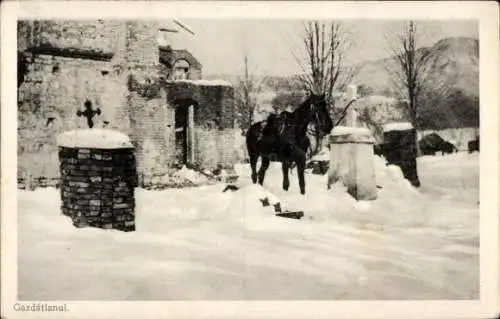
249,151,259,184
258,156,270,186
282,161,290,191
296,153,306,195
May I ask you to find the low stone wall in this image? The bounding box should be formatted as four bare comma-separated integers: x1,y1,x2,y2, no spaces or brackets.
58,129,137,232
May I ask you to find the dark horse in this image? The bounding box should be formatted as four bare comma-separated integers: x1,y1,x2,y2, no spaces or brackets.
246,93,333,195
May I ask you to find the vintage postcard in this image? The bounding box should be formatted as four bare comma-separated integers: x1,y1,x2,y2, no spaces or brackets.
1,1,499,318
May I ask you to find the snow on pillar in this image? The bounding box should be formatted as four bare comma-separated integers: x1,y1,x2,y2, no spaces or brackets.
57,129,138,232
327,126,377,200
382,122,421,187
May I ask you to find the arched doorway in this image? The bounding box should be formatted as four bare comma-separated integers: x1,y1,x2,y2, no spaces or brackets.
174,98,198,165
173,59,190,80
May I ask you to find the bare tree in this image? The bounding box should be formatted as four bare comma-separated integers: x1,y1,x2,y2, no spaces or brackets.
234,55,263,136
384,21,434,131
417,77,453,128
292,20,355,154
293,21,354,108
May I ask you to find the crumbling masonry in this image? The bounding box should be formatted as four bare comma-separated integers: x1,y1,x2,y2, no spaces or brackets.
17,20,236,185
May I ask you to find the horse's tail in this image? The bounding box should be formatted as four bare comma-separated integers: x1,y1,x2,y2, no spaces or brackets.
246,122,262,158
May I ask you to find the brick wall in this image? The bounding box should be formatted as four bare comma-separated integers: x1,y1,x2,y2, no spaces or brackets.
17,53,127,179
19,54,111,124
17,20,154,180
164,82,234,128
17,20,237,183
127,89,168,176
164,81,236,169
18,20,118,54
131,81,237,172
191,128,236,169
190,69,202,80
124,21,159,68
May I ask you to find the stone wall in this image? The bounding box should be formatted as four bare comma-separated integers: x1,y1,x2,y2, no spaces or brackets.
124,21,159,68
18,20,119,54
116,80,236,177
18,74,237,180
18,54,115,124
194,128,237,169
17,20,236,185
127,88,168,176
165,81,234,128
17,53,125,179
164,81,236,169
190,68,203,81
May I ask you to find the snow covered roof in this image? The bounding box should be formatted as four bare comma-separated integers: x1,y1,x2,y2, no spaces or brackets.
383,122,414,132
169,79,233,87
57,129,133,149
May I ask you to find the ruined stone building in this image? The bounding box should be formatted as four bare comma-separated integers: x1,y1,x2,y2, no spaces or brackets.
17,20,236,181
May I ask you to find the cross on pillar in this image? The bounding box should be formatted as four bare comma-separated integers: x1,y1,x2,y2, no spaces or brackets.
345,84,358,127
77,100,101,128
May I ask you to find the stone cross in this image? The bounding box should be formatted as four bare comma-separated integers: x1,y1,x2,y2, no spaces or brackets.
77,100,101,128
345,84,358,127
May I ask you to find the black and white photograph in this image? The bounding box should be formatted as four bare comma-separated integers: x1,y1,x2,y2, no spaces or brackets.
1,1,499,318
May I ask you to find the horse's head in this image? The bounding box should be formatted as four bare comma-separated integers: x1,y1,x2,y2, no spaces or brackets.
307,92,334,138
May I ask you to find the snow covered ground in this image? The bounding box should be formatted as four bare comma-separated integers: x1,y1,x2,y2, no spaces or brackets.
18,153,479,300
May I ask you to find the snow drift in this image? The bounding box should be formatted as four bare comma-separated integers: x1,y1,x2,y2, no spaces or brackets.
18,153,479,300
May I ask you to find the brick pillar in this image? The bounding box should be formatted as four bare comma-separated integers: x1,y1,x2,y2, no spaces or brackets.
57,129,138,232
327,126,377,200
382,122,421,187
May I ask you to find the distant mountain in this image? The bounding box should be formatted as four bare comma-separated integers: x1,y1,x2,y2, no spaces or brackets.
206,37,479,99
351,36,480,129
352,37,479,97
206,36,479,130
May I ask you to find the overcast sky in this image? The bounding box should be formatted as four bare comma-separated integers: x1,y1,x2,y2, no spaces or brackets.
171,20,478,77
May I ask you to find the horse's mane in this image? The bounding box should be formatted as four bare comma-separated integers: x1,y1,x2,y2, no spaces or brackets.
264,95,312,124
288,95,314,136
259,95,315,146
289,95,312,119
